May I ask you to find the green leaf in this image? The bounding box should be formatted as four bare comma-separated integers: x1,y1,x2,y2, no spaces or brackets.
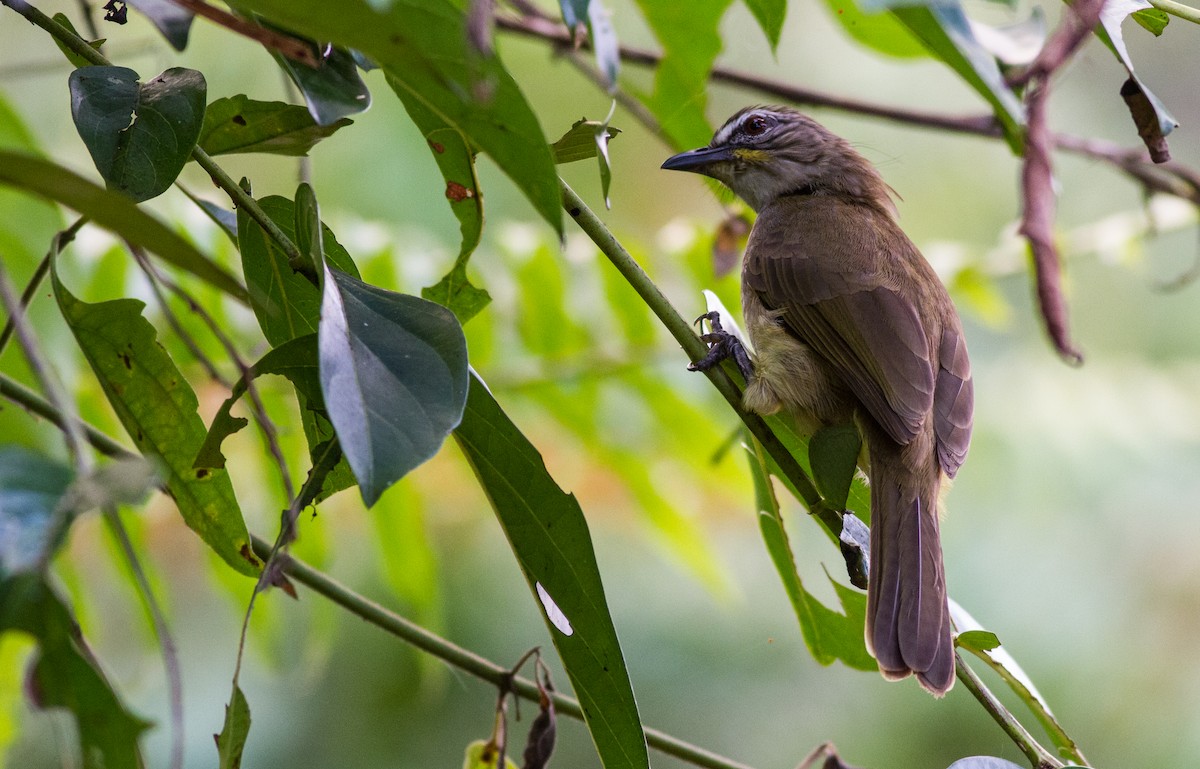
69,66,207,201
559,0,589,28
236,0,563,235
388,76,492,323
462,739,519,769
52,268,260,576
869,0,1025,152
821,0,928,58
216,683,251,769
1131,7,1169,35
196,335,323,470
319,268,469,507
0,574,151,769
808,424,862,511
294,183,324,282
633,0,733,149
128,0,194,50
50,13,106,68
0,150,247,302
1097,0,1177,154
746,434,875,671
551,118,621,164
956,629,1001,652
0,447,73,577
273,44,372,126
743,0,787,50
199,95,352,156
238,195,359,346
455,373,649,769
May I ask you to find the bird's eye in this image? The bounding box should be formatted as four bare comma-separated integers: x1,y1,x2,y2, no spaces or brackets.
742,115,769,137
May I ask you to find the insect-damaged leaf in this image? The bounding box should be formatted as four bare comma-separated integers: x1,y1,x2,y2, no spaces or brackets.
69,66,206,201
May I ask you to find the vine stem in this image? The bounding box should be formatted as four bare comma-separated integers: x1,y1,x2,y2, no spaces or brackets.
1148,0,1200,24
560,179,1064,769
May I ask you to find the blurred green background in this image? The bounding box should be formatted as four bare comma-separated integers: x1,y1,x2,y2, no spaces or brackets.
2,1,1200,768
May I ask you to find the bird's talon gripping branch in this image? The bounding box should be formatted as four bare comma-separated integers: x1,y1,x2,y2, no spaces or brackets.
688,312,755,382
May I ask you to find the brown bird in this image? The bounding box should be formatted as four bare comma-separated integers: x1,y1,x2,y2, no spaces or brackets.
663,106,973,695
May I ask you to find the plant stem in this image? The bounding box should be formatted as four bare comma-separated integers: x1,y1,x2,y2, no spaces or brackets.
1148,0,1200,24
250,535,761,769
560,179,838,532
954,653,1061,769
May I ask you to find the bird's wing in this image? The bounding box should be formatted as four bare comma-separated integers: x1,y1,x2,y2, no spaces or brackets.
744,202,935,447
933,325,972,477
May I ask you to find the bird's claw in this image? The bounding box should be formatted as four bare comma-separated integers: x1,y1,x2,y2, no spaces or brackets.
689,312,755,382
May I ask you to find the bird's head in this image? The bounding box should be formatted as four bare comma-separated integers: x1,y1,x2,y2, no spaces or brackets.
662,106,890,213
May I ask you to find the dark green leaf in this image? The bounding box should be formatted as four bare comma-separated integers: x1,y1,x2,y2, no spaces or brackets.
1131,7,1169,35
319,268,469,507
633,0,732,149
69,66,207,201
273,44,371,126
128,0,194,50
0,447,73,577
216,683,251,769
455,373,649,769
52,268,260,576
822,0,927,58
236,0,563,235
238,195,359,347
0,574,151,769
866,1,1025,152
809,424,861,511
198,95,352,156
193,197,239,240
50,13,105,68
196,335,322,469
956,629,1001,652
0,151,247,302
747,435,874,670
743,0,787,50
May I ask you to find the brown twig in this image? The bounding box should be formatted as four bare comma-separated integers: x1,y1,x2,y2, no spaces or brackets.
167,0,318,66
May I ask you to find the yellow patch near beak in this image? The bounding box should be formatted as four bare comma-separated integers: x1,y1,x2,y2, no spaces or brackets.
732,148,770,163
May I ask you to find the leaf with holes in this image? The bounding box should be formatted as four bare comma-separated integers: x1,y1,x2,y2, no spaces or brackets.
199,95,352,156
235,0,562,234
52,267,259,576
455,372,649,769
69,66,206,201
319,268,468,506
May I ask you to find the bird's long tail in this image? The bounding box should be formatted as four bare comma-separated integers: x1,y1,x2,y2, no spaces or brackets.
864,449,954,695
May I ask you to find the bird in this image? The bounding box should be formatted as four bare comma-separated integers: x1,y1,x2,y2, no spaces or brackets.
662,106,973,695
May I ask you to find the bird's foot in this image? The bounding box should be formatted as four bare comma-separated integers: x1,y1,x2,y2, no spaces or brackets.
688,311,755,382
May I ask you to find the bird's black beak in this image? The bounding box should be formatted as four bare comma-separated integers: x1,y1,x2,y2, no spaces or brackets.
661,145,732,173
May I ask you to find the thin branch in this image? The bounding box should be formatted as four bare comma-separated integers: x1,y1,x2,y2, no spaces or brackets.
559,179,844,533
0,217,86,358
250,535,761,769
102,507,186,769
954,653,1060,769
496,7,1200,204
168,0,319,66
